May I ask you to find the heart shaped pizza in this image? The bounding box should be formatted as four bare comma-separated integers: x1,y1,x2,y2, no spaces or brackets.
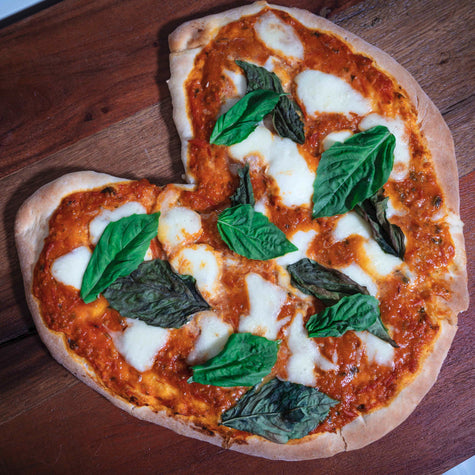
15,2,468,460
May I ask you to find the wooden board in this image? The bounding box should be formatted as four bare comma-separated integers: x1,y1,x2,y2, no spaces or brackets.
0,0,473,472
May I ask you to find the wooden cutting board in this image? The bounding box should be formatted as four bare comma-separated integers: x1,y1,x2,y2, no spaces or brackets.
0,0,473,472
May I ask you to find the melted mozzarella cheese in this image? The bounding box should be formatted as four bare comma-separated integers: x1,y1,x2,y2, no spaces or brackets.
322,130,353,151
338,263,378,297
363,239,403,276
89,202,147,245
186,311,233,365
359,113,410,181
356,331,395,367
51,246,92,289
333,212,371,241
255,12,304,60
295,70,372,116
170,244,221,298
286,313,337,386
276,229,317,267
112,318,169,372
157,206,202,252
239,273,288,340
229,126,313,207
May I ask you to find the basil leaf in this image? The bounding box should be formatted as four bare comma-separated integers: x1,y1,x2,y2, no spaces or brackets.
217,204,297,260
355,189,406,259
288,258,369,305
80,213,159,303
230,164,255,206
312,126,395,218
209,89,281,146
236,60,305,144
221,378,338,443
103,259,209,328
306,294,396,346
189,333,279,387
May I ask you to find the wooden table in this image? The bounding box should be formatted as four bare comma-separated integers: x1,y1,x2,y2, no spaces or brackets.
1,0,473,472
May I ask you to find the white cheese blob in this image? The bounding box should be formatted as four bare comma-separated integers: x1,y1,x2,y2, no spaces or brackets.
322,130,354,151
157,206,202,252
286,313,338,386
333,211,372,241
255,12,304,60
224,68,246,96
356,331,395,367
239,273,288,340
276,229,317,267
112,318,169,372
359,113,410,181
170,244,221,298
363,239,403,276
229,126,314,207
338,263,378,297
186,311,233,365
89,201,147,245
51,246,92,290
296,70,372,116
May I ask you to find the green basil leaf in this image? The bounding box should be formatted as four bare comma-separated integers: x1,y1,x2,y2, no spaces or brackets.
209,89,281,146
217,204,297,260
80,213,159,303
355,189,406,259
221,378,338,443
287,258,369,305
312,126,395,218
306,294,396,346
236,60,305,144
103,259,209,328
189,333,279,387
230,164,255,206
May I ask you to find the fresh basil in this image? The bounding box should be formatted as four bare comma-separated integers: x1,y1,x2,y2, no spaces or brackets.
355,189,406,258
312,126,395,218
236,60,305,144
217,204,297,260
80,213,159,304
287,258,369,305
103,258,209,328
220,378,338,443
230,164,255,206
209,89,281,146
306,294,396,346
189,333,279,387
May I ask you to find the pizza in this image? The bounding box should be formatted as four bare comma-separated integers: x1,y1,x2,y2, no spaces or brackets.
15,2,468,461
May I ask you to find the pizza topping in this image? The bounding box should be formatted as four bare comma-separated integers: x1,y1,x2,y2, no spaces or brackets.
275,229,318,268
254,12,304,60
186,311,233,365
355,189,406,258
359,113,410,181
89,201,147,245
322,130,353,151
236,60,305,144
189,333,279,387
103,259,210,328
210,89,281,146
51,246,92,290
356,331,395,367
111,317,169,372
217,204,297,260
230,163,255,206
312,126,395,218
295,70,372,116
220,378,338,444
157,206,202,252
337,264,378,297
288,258,369,305
229,125,314,207
286,313,338,387
80,213,160,303
239,272,288,340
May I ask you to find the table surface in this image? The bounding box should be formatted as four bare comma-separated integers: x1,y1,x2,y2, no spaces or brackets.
0,0,473,473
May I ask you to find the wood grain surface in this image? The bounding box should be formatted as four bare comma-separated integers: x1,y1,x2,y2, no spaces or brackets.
0,0,473,473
